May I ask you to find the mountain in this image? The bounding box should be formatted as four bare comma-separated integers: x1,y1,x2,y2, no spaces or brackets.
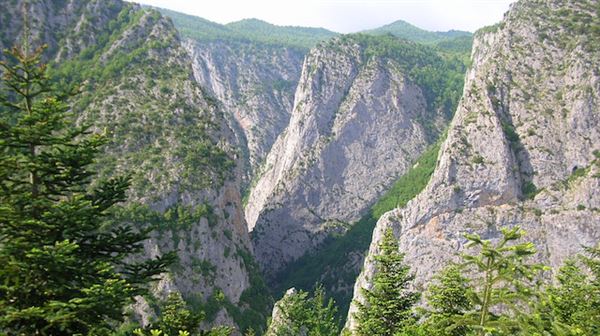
182,38,304,186
4,0,596,334
154,8,338,50
272,142,442,320
364,20,474,55
148,9,470,322
347,0,600,331
226,18,338,49
245,33,467,283
157,9,334,188
155,11,472,191
0,0,269,333
364,19,472,44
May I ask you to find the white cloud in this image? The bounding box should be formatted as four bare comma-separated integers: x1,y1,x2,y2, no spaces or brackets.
130,0,516,33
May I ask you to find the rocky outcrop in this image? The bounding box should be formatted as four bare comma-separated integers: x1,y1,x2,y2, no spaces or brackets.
246,36,451,279
184,40,305,180
0,0,125,62
1,1,268,333
347,0,600,331
75,10,267,333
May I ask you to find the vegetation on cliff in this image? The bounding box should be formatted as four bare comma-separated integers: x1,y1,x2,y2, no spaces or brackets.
0,44,173,336
281,228,599,336
273,140,442,321
156,8,337,51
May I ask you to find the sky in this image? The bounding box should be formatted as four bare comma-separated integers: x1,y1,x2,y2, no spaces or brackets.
130,0,517,33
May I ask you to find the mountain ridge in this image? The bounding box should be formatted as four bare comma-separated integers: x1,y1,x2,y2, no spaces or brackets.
2,0,596,335
0,1,271,333
347,0,600,330
245,33,466,281
140,5,475,49
151,7,338,50
363,19,472,43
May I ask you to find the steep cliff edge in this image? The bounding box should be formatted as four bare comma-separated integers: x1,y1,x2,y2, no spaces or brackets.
347,0,600,330
155,9,338,183
1,0,269,333
184,40,304,181
246,34,465,279
273,142,441,320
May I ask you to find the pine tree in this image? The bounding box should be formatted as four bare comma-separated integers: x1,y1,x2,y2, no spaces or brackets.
271,287,340,336
543,245,600,335
450,227,544,336
354,228,419,336
418,231,598,336
157,293,203,336
422,265,472,336
271,290,310,336
0,45,172,335
308,287,340,336
581,245,600,334
138,292,233,336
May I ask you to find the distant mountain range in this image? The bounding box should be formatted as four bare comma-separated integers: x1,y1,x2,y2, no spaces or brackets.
153,8,338,50
152,6,473,51
365,19,472,44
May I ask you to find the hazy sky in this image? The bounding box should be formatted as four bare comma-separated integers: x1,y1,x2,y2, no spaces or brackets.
131,0,517,33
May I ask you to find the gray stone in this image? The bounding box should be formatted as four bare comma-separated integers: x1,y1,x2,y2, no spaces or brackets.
246,38,447,279
347,0,600,331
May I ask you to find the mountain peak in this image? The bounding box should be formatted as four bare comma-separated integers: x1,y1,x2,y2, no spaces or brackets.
364,19,472,44
226,18,273,28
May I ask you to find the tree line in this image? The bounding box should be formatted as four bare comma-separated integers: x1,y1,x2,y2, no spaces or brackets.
269,227,599,336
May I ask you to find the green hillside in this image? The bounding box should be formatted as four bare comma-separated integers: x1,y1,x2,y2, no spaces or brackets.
155,8,338,50
364,19,472,44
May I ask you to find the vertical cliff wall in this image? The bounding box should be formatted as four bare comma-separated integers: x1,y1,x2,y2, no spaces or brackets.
246,35,459,279
0,1,269,333
347,0,600,330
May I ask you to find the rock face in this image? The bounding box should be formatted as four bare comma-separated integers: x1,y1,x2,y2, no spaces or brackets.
1,0,268,333
246,36,450,279
347,0,600,331
0,0,124,62
184,40,305,179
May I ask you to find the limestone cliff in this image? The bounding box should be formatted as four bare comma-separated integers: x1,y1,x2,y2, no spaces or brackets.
347,0,600,330
184,40,304,180
0,0,123,62
246,35,459,279
0,0,269,333
155,9,338,185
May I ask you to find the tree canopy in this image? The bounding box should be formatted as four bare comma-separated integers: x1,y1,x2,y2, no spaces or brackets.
0,44,172,335
354,228,420,336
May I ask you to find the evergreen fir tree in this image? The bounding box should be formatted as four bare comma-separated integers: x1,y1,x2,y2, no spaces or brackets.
0,45,172,335
271,287,340,336
542,245,600,335
422,265,472,336
418,230,598,336
136,292,233,336
581,245,600,334
354,228,419,336
451,227,544,336
308,287,340,336
272,290,310,336
157,293,203,336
